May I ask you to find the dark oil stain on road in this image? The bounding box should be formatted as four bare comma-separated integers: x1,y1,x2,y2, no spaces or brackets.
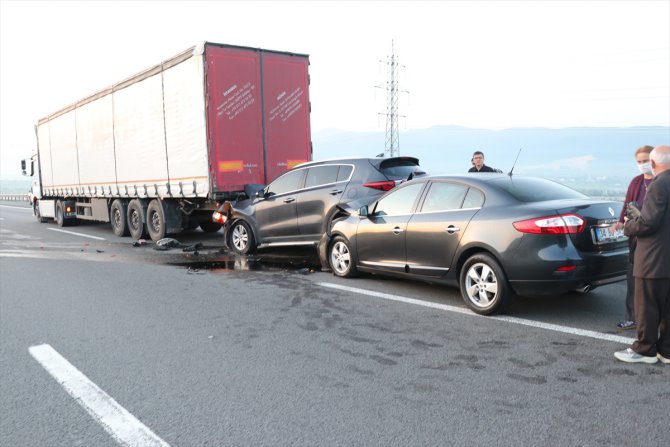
166,246,322,273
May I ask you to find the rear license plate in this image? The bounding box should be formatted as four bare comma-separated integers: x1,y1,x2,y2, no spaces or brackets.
593,226,627,244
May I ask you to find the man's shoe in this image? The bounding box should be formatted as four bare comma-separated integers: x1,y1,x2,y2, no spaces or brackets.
658,353,670,364
614,348,658,364
616,320,636,330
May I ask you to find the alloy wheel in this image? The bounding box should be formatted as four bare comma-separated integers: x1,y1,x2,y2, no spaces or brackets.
464,262,499,308
232,224,248,251
330,241,351,275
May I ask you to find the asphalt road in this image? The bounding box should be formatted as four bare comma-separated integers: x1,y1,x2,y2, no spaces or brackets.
1,200,669,446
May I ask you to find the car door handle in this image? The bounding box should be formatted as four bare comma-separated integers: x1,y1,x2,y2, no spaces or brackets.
393,227,404,235
445,226,460,234
329,190,343,195
283,197,295,203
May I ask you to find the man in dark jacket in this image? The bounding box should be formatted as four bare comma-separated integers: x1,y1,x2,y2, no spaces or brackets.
468,151,498,173
615,145,670,364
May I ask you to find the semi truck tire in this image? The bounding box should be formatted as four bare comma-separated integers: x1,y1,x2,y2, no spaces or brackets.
34,202,48,223
127,199,147,240
110,200,129,237
146,199,167,241
55,201,67,227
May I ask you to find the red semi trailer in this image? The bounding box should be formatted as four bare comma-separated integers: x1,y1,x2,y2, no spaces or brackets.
22,42,311,241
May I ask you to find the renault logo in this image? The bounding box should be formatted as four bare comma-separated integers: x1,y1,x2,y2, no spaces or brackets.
608,207,615,217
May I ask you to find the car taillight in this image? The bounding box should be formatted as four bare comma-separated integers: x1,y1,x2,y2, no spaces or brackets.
363,180,397,191
513,214,585,234
212,211,227,224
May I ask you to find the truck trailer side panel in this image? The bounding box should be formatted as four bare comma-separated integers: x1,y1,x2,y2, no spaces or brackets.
261,52,311,183
164,51,210,197
36,124,53,191
205,46,266,194
113,73,170,197
48,111,79,193
76,95,116,194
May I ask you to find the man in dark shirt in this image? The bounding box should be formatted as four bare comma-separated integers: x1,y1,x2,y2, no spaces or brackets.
468,151,497,173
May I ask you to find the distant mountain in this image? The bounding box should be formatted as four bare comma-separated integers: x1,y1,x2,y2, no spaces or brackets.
312,125,670,193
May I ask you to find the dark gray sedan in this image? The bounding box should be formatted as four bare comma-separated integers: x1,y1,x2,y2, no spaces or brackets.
324,174,628,315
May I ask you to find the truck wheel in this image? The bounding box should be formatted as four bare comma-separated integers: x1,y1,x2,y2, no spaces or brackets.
199,221,222,233
229,220,255,255
55,201,68,227
34,202,48,223
146,200,166,241
110,200,129,237
459,253,512,315
127,199,147,240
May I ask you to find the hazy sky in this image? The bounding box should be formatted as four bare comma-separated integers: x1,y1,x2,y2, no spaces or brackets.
1,0,668,180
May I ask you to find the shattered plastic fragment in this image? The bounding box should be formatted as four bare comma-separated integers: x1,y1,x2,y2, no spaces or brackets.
132,239,149,247
182,242,204,252
156,238,181,248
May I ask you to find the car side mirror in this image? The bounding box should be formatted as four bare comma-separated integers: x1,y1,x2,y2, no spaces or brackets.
358,205,368,217
21,160,27,176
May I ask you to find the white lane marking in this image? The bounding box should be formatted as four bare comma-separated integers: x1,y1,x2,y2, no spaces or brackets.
29,344,170,447
48,228,106,241
0,204,32,210
319,282,635,345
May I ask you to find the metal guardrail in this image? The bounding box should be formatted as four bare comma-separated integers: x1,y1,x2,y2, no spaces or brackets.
0,194,29,202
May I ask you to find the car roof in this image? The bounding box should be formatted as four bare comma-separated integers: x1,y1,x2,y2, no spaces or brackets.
294,156,419,169
417,173,526,181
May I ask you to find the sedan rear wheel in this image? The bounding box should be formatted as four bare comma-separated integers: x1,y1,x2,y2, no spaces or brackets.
329,236,358,278
460,253,512,315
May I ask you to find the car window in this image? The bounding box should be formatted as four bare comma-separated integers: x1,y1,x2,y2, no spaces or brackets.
421,182,468,212
488,177,587,202
374,183,424,216
462,188,485,208
266,170,304,196
379,159,422,179
305,165,339,188
337,165,353,182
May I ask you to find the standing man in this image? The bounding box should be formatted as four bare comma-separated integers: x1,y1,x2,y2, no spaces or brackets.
468,151,497,173
612,145,655,330
615,145,670,364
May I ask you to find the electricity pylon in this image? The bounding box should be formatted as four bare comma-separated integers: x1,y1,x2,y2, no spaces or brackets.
376,40,408,157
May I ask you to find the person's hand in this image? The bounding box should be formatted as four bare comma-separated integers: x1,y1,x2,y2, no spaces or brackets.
626,202,641,220
611,221,624,231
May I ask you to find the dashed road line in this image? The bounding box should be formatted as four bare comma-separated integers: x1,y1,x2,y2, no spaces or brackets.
29,344,170,447
47,228,106,240
318,282,635,345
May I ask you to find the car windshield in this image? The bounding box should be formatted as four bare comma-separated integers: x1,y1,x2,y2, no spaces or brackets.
488,177,587,202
